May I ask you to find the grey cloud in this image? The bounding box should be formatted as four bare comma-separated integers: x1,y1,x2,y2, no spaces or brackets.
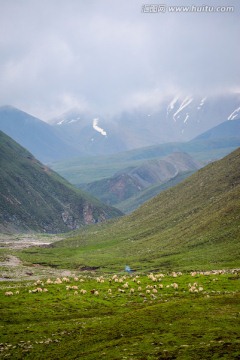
0,0,239,120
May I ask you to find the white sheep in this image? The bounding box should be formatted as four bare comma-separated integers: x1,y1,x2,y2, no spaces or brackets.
71,286,78,290
30,288,42,293
54,278,62,284
146,285,153,289
35,279,43,285
31,289,38,293
5,291,13,296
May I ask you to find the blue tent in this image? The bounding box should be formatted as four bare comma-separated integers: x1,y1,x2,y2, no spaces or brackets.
125,266,132,273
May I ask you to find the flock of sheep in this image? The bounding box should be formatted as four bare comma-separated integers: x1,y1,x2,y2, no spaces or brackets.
4,268,238,298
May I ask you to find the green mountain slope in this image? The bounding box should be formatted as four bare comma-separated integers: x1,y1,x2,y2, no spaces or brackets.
22,147,240,271
117,170,195,213
0,131,122,233
82,152,201,210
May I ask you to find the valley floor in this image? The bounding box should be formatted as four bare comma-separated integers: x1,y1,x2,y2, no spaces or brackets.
0,255,240,359
0,234,75,282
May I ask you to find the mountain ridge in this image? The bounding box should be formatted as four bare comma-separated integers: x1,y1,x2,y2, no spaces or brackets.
52,119,240,188
0,130,122,233
49,92,240,156
0,106,79,162
1,92,239,161
82,152,202,207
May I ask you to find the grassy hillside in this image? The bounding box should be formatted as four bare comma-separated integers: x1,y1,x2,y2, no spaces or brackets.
0,131,122,233
117,171,195,213
18,147,240,272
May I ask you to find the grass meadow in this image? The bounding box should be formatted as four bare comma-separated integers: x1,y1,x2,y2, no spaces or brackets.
1,269,240,359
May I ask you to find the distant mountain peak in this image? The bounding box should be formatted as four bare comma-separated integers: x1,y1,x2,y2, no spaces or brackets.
1,92,240,159
0,106,80,162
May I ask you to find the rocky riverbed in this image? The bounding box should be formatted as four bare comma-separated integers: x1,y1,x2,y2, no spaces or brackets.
0,233,77,281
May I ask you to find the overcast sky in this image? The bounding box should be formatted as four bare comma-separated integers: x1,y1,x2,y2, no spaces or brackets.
0,0,239,120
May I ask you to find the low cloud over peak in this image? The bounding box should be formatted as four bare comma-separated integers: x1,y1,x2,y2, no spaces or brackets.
0,0,239,121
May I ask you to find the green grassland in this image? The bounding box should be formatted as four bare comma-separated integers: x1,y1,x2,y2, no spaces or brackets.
15,148,240,272
1,271,240,359
1,148,240,359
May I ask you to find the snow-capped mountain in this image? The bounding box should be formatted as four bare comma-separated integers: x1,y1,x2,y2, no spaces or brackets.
50,93,240,156
1,93,239,161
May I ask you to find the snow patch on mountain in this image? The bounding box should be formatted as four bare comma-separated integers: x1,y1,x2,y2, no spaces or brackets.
173,96,193,121
93,118,107,136
197,97,207,110
167,96,179,115
184,113,189,124
228,107,240,120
